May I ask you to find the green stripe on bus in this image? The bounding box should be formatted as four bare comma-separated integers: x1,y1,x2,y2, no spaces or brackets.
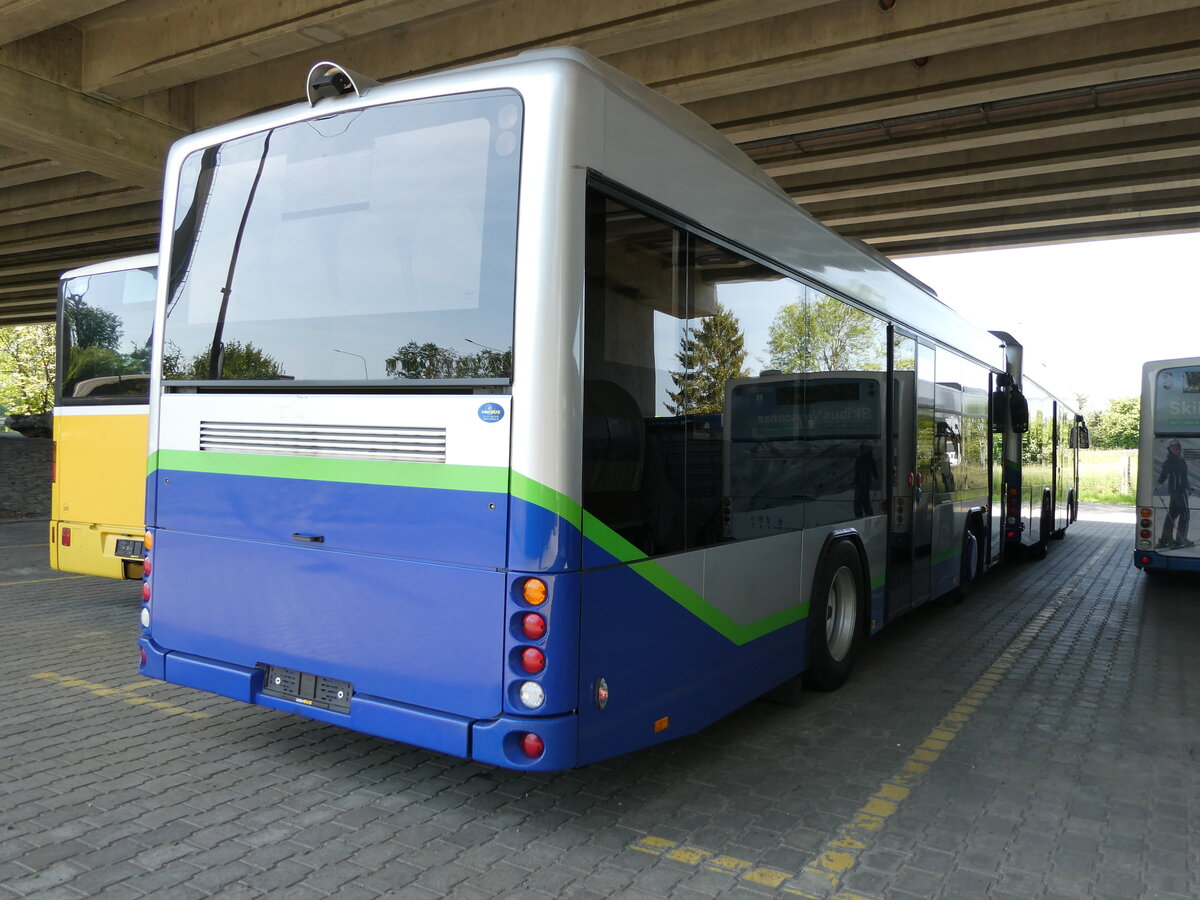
510,471,582,530
148,449,507,493
148,450,809,644
630,558,809,645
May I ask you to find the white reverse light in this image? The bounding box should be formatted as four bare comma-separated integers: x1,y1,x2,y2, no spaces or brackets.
519,681,545,709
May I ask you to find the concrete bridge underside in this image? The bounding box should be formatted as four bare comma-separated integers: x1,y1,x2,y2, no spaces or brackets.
1,0,1198,324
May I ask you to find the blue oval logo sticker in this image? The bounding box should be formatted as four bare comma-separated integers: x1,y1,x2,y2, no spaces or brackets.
478,402,505,423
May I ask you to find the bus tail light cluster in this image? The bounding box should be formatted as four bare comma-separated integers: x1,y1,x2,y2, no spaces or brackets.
512,576,549,760
139,530,153,632
1138,508,1154,549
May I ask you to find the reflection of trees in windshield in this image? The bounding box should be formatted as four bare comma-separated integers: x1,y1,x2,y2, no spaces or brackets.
163,340,284,380
766,296,885,372
62,293,152,395
666,302,749,415
385,341,511,379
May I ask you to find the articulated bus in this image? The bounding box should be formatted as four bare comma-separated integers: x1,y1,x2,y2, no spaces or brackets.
51,254,157,579
138,49,1082,770
990,332,1088,563
1134,357,1200,573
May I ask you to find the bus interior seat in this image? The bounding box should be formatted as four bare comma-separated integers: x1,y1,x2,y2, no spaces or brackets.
583,380,647,545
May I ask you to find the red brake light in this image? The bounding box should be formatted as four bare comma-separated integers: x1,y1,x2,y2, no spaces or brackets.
520,732,544,759
520,647,545,674
142,555,152,576
521,613,546,641
61,527,71,547
141,582,150,602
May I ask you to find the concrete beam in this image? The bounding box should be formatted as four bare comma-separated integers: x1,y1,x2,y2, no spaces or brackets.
779,118,1200,202
0,62,182,188
0,0,121,46
694,6,1200,141
804,158,1200,227
610,0,1200,104
188,0,838,128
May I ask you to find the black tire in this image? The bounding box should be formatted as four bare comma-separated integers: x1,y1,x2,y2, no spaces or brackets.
806,540,864,692
1033,494,1051,559
951,525,980,603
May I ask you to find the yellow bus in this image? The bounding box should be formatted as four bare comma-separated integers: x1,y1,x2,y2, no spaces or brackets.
50,254,157,579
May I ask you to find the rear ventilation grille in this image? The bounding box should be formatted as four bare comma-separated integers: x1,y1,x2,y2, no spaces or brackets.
199,421,446,463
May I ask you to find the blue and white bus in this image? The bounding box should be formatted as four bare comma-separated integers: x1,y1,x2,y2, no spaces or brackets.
1135,357,1200,573
139,49,1080,770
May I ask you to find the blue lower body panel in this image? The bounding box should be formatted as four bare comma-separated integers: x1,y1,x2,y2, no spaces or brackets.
140,636,580,768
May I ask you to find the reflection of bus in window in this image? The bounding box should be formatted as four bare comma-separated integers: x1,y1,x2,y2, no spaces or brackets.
724,374,885,537
51,254,157,579
1134,357,1200,573
138,50,1085,772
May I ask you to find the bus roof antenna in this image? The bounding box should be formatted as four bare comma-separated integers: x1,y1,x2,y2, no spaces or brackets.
306,61,379,106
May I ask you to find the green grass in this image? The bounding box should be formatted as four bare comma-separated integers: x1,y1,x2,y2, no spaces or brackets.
1077,448,1137,505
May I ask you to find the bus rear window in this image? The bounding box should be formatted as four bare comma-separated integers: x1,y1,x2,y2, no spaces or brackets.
1154,366,1200,435
59,266,156,403
163,90,522,386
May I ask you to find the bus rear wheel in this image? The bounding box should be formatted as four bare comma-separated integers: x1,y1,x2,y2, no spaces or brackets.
806,540,864,692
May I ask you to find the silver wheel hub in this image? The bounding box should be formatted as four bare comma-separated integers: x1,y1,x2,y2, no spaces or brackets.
825,566,857,661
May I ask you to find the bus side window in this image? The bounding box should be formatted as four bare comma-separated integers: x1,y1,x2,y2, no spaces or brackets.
582,379,647,546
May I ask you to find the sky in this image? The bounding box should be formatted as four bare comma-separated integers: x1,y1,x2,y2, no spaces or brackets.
896,232,1200,413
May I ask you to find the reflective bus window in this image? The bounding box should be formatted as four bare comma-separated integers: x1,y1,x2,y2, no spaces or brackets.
583,188,890,556
59,266,156,402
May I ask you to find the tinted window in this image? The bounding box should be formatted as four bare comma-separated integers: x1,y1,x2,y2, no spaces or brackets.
582,189,888,560
164,91,521,385
59,266,156,402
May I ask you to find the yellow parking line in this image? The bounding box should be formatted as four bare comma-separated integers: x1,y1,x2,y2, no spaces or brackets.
629,540,1107,898
0,575,88,586
31,671,211,719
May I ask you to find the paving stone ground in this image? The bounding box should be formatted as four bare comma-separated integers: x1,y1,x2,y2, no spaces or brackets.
0,505,1196,899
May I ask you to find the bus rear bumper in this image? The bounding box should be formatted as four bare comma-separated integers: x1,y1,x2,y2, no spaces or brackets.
1133,550,1200,573
51,519,145,579
138,637,578,771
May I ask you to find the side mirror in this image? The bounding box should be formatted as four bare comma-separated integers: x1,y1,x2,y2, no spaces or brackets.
1009,389,1029,434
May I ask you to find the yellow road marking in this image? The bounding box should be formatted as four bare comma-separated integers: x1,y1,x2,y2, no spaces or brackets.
0,575,88,586
627,539,1105,897
31,671,211,719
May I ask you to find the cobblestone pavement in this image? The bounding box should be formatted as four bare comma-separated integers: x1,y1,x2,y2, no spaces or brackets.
1,506,1197,899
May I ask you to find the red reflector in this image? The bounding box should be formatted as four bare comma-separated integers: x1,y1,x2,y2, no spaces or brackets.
521,613,546,641
520,732,544,759
143,556,152,576
1140,530,1152,539
141,582,150,602
520,647,545,674
139,647,147,666
61,527,71,547
1141,556,1151,565
1006,531,1015,539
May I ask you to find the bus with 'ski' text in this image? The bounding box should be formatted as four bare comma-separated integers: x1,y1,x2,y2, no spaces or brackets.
138,49,1085,770
51,254,157,580
1135,357,1200,573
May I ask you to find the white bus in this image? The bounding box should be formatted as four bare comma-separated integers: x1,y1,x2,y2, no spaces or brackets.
1135,357,1200,573
137,49,1084,770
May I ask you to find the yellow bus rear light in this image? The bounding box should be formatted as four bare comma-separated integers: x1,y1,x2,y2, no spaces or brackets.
522,578,547,606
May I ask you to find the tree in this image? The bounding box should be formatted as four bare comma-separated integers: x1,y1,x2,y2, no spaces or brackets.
163,340,284,380
1088,396,1139,449
385,341,511,379
665,302,749,415
0,324,55,415
766,295,884,373
63,298,122,352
